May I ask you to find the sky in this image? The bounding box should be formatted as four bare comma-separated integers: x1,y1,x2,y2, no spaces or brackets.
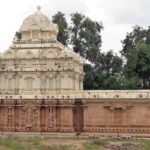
0,0,149,53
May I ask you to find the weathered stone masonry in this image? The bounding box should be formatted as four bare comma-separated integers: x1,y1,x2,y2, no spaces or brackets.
0,7,150,136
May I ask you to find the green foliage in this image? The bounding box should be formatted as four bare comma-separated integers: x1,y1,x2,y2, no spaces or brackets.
15,32,21,40
121,26,150,89
0,136,73,150
70,13,103,65
70,13,85,55
139,139,150,150
28,137,42,145
52,11,69,46
0,137,25,150
120,76,141,89
83,138,105,150
134,44,150,88
92,138,105,146
121,25,146,58
1,136,150,150
84,51,123,90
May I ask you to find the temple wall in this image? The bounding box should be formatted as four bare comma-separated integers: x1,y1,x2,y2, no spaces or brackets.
0,98,149,136
60,107,74,132
84,102,150,127
83,100,150,136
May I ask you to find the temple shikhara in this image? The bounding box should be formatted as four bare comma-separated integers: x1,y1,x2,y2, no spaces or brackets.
0,7,150,136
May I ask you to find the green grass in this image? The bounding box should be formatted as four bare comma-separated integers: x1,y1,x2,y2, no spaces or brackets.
0,138,25,150
26,137,42,145
138,139,150,150
0,136,149,150
83,138,105,150
0,136,74,150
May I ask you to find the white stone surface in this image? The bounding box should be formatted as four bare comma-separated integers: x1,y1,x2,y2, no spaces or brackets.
0,7,84,93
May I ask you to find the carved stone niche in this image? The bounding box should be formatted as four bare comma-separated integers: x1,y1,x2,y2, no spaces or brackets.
104,104,134,111
104,104,134,125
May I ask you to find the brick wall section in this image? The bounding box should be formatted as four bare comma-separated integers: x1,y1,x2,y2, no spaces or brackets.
0,99,150,136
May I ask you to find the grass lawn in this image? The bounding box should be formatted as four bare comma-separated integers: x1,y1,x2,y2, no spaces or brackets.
0,136,149,150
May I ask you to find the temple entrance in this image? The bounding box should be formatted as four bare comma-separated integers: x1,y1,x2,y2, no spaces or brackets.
73,100,84,135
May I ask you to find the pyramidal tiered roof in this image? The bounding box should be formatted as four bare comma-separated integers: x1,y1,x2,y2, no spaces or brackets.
0,7,84,95
0,6,84,63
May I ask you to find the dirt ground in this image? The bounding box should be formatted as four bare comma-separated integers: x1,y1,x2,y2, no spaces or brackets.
102,141,143,150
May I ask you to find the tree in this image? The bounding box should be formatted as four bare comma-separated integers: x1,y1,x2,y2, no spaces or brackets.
134,44,150,88
121,25,146,59
145,26,150,44
70,13,103,65
70,13,85,55
97,51,123,89
98,50,122,75
84,50,123,90
52,11,69,46
83,64,96,89
121,26,150,89
14,32,21,40
70,13,105,89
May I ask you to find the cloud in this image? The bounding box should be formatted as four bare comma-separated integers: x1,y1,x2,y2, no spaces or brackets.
101,24,133,52
80,0,150,52
43,0,88,16
0,0,88,52
0,0,149,52
95,0,150,25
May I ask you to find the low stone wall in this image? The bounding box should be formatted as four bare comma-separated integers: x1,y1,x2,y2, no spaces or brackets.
0,98,149,137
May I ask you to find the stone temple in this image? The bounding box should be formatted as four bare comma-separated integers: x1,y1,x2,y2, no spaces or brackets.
0,7,150,136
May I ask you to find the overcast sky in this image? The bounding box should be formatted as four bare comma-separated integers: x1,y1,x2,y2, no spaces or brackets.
0,0,149,53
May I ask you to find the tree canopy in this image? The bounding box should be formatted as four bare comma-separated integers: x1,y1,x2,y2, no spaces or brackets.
52,11,69,46
121,26,150,89
14,12,150,90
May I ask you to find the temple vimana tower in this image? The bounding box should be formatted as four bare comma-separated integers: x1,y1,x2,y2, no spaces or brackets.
0,7,150,136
